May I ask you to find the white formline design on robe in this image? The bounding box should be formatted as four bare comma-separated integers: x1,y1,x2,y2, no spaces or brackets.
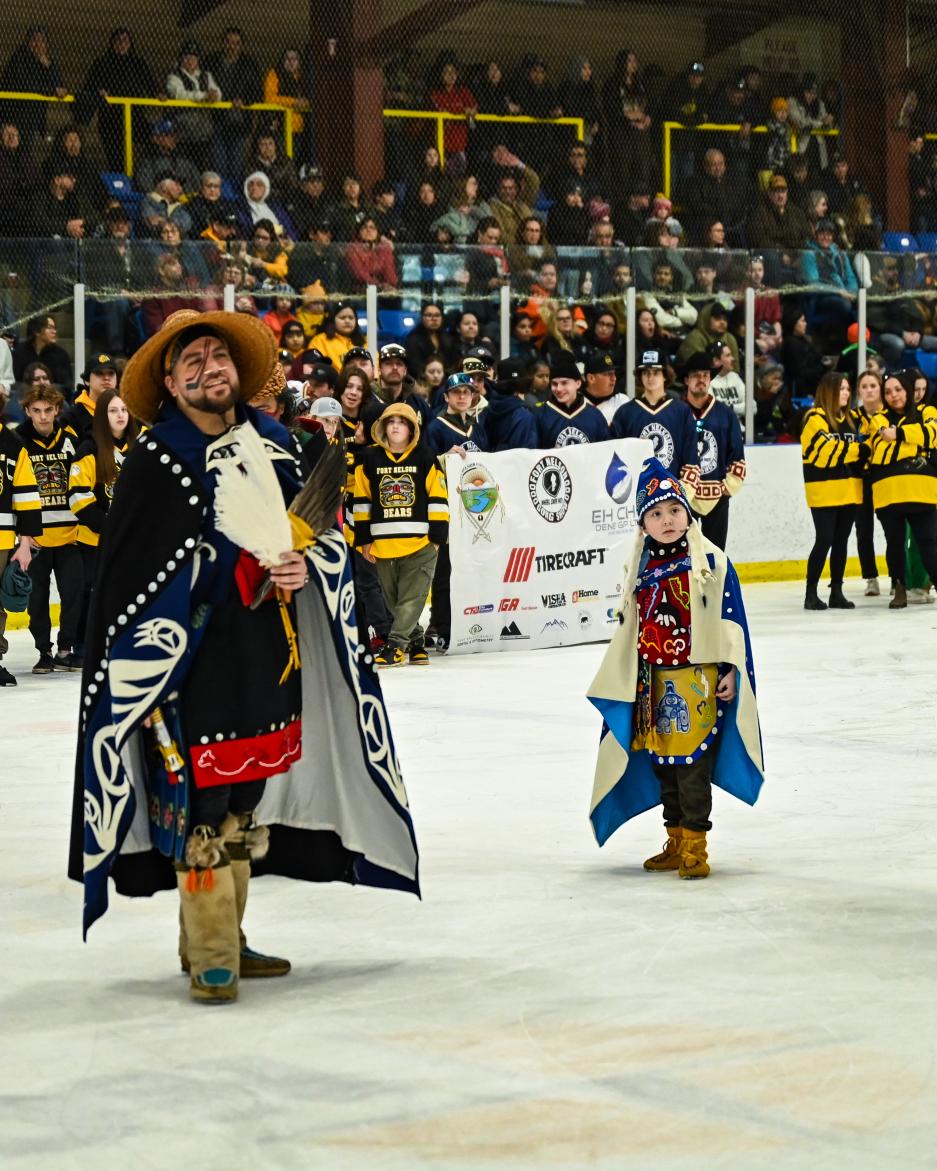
308,529,408,809
84,618,187,873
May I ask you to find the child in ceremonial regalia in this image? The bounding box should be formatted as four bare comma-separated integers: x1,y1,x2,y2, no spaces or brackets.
587,458,764,878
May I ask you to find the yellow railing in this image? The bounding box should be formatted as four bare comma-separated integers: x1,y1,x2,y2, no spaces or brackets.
662,121,841,198
383,108,585,168
0,91,294,177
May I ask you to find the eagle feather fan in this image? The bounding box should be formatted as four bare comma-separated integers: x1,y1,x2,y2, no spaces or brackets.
213,422,292,567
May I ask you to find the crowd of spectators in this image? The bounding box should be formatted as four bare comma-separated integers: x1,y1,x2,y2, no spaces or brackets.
2,26,937,441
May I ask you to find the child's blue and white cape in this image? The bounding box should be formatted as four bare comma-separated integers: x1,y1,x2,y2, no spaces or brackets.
587,523,764,845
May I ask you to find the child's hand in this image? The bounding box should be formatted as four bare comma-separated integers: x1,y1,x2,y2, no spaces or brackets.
716,671,737,703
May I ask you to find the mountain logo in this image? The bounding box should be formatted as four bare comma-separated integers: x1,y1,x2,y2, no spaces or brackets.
499,621,529,641
540,618,569,634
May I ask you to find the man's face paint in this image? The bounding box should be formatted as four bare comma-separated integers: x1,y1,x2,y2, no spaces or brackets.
167,335,240,416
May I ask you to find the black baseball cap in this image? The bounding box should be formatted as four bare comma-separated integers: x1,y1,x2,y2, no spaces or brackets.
84,353,119,379
379,343,407,361
496,356,528,386
467,344,494,364
306,364,337,386
636,349,664,370
344,346,373,364
585,351,616,375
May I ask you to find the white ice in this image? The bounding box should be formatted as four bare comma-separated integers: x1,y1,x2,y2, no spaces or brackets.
1,580,936,1171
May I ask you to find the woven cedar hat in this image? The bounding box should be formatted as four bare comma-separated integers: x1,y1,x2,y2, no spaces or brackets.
120,309,277,424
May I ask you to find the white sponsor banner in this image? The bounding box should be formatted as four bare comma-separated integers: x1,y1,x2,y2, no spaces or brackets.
446,438,654,654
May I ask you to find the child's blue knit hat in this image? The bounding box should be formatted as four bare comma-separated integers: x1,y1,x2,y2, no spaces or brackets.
635,457,692,524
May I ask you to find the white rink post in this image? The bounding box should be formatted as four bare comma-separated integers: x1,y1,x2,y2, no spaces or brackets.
366,283,378,358
73,284,85,387
223,282,235,312
857,286,867,372
744,286,755,445
625,285,636,397
500,283,511,360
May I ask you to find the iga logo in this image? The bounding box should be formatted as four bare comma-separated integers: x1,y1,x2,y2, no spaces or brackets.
541,592,567,609
504,546,536,582
540,618,569,634
572,588,599,603
528,455,572,523
464,603,494,615
500,621,529,641
499,598,519,612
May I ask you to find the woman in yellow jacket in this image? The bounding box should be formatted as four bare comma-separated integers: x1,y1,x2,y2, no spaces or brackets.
867,368,937,609
801,371,869,611
263,48,311,157
310,301,366,373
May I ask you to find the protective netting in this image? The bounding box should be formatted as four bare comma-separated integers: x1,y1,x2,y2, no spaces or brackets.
0,1,935,432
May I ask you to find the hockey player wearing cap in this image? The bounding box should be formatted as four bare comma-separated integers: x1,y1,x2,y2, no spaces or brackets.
60,353,120,442
611,350,700,497
587,457,764,879
537,354,609,447
682,351,745,550
375,343,433,428
426,374,489,458
425,375,489,652
584,350,628,424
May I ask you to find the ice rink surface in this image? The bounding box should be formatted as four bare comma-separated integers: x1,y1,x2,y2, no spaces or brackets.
2,579,936,1171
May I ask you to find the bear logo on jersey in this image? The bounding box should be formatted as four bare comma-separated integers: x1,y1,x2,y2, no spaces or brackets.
640,421,675,468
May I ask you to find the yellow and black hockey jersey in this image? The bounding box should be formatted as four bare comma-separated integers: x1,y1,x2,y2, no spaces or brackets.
867,403,937,510
353,439,448,559
0,423,42,551
68,440,130,547
800,407,866,508
16,420,80,547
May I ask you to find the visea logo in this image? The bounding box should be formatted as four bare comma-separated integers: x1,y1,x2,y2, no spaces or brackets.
541,593,567,609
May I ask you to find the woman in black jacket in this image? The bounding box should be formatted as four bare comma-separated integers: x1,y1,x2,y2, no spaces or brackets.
781,304,826,399
13,315,73,392
404,302,460,374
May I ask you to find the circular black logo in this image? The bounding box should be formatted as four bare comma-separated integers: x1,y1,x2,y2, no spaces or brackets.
528,455,572,523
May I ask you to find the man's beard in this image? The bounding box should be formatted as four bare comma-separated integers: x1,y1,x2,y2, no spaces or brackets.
187,378,238,415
